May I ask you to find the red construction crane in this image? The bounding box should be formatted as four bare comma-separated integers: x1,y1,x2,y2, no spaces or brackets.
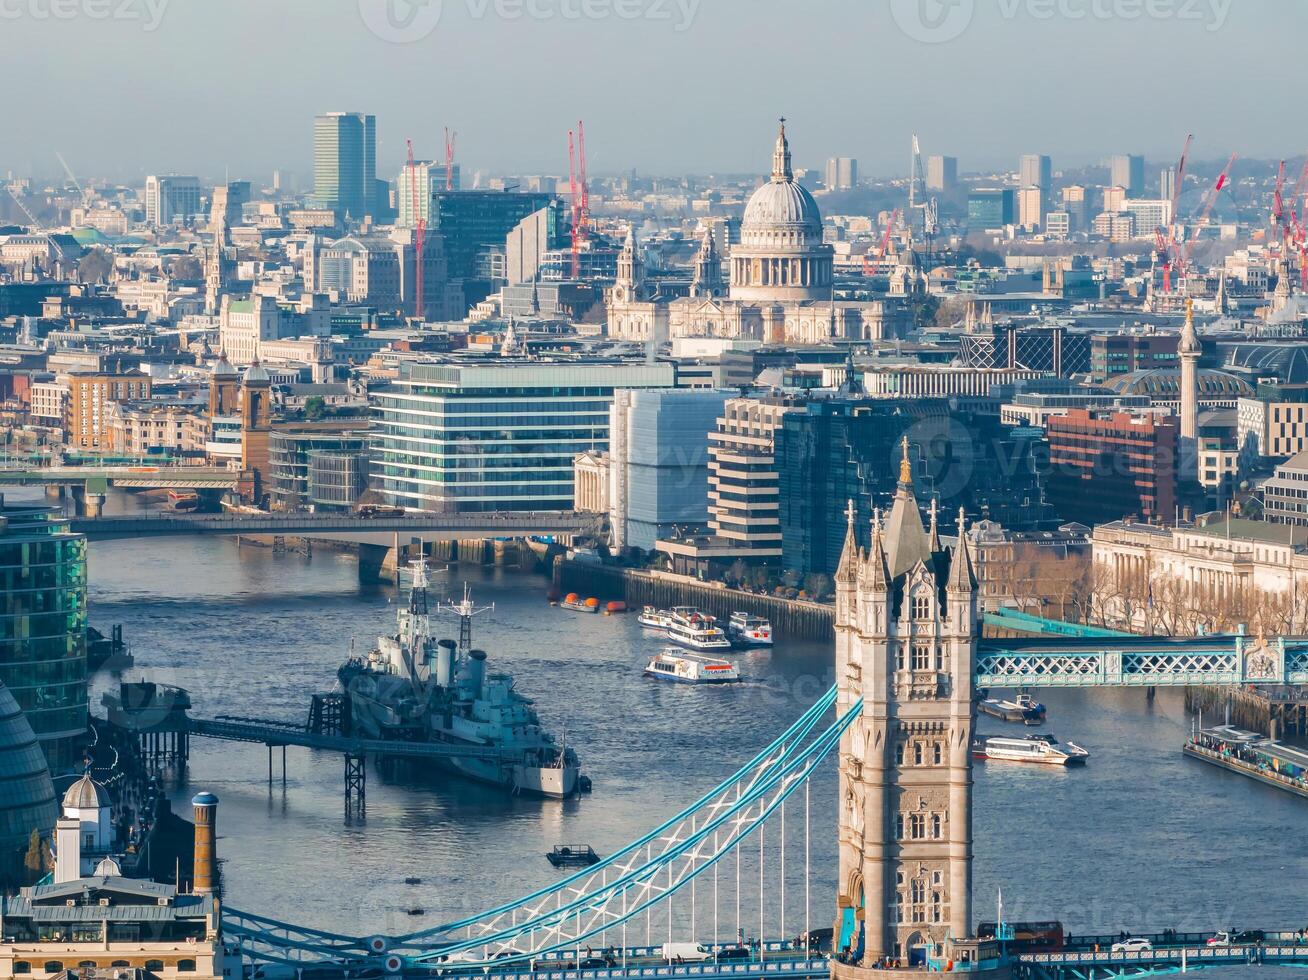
1179,152,1238,284
863,209,900,276
567,128,580,279
444,127,457,192
406,139,426,320
1155,135,1192,294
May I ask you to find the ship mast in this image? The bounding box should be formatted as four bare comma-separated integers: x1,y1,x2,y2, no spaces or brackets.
443,582,493,653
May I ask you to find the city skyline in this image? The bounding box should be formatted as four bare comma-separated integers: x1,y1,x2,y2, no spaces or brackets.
2,0,1303,183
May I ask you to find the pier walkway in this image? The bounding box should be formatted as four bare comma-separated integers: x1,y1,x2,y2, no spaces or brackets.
187,717,512,762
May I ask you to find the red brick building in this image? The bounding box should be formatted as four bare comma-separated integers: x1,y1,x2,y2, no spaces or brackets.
1045,409,1178,524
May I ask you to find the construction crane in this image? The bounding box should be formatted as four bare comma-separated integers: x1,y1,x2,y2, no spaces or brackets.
1156,134,1192,294
444,127,457,192
1178,152,1238,288
55,151,91,209
406,139,426,320
863,208,900,277
567,123,590,281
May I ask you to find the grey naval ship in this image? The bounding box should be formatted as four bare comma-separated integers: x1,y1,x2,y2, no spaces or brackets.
337,558,584,798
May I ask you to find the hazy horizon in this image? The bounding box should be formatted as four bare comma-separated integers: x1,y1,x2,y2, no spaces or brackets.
3,0,1303,185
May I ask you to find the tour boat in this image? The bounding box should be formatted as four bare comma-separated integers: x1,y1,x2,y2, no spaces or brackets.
665,608,733,652
978,692,1046,725
643,649,740,685
638,606,673,629
972,733,1088,766
727,612,773,647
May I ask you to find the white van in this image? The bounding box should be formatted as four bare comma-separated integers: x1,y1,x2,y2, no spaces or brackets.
662,943,712,962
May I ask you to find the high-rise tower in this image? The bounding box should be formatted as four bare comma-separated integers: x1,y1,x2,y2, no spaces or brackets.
833,438,981,972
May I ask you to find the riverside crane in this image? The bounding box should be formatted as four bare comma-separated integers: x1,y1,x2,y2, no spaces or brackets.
1157,134,1192,293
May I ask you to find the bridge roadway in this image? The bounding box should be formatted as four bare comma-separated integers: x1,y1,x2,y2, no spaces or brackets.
188,717,514,762
225,936,1308,979
69,510,603,541
0,465,243,490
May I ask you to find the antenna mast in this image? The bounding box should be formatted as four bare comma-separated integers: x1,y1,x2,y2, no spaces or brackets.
443,583,493,653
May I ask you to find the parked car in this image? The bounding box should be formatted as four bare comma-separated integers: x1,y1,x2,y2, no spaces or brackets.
1207,933,1231,947
1234,930,1267,945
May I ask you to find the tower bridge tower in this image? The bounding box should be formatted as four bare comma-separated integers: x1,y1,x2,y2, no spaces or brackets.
834,439,991,977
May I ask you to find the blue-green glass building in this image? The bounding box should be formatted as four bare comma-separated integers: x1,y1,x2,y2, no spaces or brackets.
0,499,88,775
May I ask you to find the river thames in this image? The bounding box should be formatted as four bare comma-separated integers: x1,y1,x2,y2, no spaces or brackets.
66,507,1307,974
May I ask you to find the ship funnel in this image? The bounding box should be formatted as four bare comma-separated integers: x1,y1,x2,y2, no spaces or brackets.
436,639,457,688
464,649,488,699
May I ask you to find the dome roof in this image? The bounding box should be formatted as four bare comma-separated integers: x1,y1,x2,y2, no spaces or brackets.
0,682,59,864
212,354,238,378
743,181,824,237
63,772,111,810
242,360,271,384
1104,368,1254,399
740,120,824,249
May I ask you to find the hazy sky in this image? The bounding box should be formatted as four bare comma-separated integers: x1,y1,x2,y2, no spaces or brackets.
3,0,1303,185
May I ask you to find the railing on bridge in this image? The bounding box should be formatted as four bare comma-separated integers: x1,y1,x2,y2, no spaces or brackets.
1018,942,1308,979
70,510,604,540
981,609,1132,639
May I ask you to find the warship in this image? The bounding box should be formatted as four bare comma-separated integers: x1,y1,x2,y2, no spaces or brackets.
337,559,584,798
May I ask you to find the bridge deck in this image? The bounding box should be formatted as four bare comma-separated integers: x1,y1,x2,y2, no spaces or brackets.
71,511,601,540
189,718,513,761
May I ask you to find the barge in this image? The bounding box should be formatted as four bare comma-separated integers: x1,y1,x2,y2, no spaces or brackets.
1184,725,1308,799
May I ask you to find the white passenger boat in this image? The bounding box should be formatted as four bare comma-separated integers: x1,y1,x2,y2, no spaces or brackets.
727,612,773,647
971,733,1088,766
637,606,673,629
666,608,733,652
644,649,740,685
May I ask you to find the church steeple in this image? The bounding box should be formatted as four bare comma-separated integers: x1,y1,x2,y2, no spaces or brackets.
691,225,722,298
771,117,793,182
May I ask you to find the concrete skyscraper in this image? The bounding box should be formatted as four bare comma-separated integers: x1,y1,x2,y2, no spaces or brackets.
1110,154,1146,196
313,112,379,220
926,156,957,193
1019,154,1052,197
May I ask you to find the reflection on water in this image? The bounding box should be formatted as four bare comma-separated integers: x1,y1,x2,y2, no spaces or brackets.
65,495,1305,974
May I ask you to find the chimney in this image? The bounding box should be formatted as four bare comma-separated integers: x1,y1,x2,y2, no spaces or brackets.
191,792,219,895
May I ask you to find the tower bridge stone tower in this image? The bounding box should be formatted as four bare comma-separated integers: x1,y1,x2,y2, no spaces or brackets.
833,439,997,977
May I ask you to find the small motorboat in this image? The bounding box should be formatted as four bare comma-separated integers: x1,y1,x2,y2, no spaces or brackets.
978,692,1046,725
546,845,601,867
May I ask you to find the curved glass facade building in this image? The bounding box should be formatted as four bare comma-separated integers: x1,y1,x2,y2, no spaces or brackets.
0,501,88,775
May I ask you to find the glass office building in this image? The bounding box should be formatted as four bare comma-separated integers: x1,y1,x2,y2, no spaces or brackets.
776,399,1054,579
372,360,675,512
313,112,378,220
0,499,88,775
268,428,371,512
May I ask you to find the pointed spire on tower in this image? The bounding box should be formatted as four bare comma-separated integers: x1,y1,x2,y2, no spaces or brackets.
866,507,890,590
771,117,793,182
929,498,941,552
948,507,977,594
899,434,913,486
836,499,859,585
